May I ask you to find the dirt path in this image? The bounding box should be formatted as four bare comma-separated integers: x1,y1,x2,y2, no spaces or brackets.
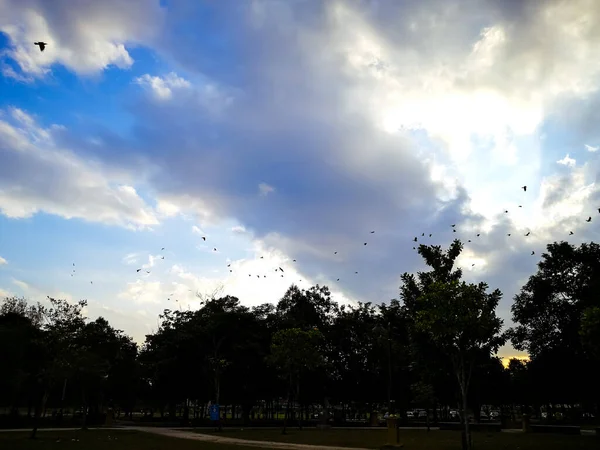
127,426,374,450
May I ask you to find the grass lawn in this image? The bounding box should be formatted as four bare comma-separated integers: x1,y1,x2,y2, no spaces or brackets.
0,429,246,450
195,427,599,449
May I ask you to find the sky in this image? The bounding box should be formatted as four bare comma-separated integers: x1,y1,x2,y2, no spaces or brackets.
1,0,600,363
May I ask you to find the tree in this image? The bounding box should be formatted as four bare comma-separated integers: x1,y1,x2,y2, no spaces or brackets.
580,306,600,360
267,328,325,433
509,241,600,410
414,279,505,450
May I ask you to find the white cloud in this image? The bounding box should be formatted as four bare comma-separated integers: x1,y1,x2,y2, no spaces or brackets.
0,256,7,265
192,225,205,236
0,107,159,228
557,154,576,167
134,72,191,100
0,0,164,79
258,182,275,196
585,144,599,152
231,225,246,234
122,253,139,266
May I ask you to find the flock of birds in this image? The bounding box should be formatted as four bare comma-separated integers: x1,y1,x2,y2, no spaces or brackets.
33,41,595,302
65,183,599,307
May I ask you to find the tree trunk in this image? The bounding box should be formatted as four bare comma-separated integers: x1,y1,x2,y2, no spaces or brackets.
30,387,49,440
460,366,472,450
283,375,292,435
81,387,88,430
297,381,302,430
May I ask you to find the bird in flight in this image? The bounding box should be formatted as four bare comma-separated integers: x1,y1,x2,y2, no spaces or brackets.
531,251,535,255
413,237,418,242
522,186,527,192
370,231,375,234
451,224,456,227
507,233,511,237
476,234,480,237
161,247,165,251
364,242,367,245
34,42,47,52
279,267,284,272
525,232,530,236
202,237,206,241
586,217,592,222
136,269,141,273
569,231,574,235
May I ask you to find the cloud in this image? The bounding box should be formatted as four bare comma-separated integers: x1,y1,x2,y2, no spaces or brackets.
0,256,7,265
585,144,599,152
258,182,275,197
134,72,191,100
5,0,600,356
557,154,576,167
231,225,246,234
0,107,159,228
0,0,165,79
191,225,205,236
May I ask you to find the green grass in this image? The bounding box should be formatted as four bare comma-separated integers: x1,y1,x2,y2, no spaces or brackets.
0,430,247,450
194,427,599,449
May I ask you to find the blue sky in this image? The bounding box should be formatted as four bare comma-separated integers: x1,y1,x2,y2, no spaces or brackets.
2,0,600,361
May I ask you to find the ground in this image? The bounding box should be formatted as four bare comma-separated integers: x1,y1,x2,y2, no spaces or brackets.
0,430,245,450
193,427,599,450
1,428,598,450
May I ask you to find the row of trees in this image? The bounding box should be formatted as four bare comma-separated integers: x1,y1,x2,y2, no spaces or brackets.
1,240,599,449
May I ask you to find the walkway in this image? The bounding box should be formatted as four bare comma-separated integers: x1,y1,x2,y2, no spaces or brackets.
127,426,374,450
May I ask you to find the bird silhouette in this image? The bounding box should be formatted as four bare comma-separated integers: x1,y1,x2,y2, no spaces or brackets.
136,269,141,273
279,267,284,272
525,232,531,236
421,233,424,236
504,210,509,213
336,278,340,281
213,248,217,251
161,247,165,251
334,251,338,254
293,259,296,262
413,237,418,242
429,234,432,237
586,217,592,222
364,242,367,246
355,271,358,274
569,231,574,235
202,237,206,241
476,234,480,237
531,251,535,255
34,42,47,52
507,234,511,237
522,186,527,192
453,229,457,233
451,224,456,227
371,231,375,233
